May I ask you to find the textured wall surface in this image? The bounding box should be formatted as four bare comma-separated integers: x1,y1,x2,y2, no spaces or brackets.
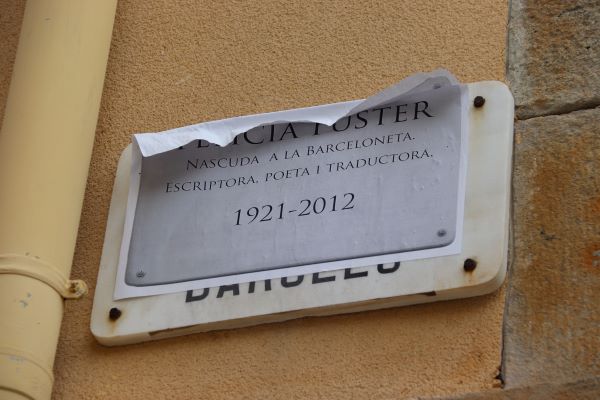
423,377,600,400
504,0,600,390
508,0,600,119
1,1,509,399
506,108,600,387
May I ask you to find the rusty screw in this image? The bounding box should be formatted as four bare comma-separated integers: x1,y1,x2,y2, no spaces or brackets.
109,307,122,321
473,96,485,108
463,258,477,272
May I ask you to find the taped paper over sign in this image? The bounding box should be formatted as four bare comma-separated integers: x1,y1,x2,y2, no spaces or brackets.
114,69,468,299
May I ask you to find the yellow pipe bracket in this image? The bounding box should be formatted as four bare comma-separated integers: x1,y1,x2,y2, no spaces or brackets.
0,254,88,300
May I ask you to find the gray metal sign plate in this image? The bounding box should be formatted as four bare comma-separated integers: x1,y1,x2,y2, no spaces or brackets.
127,86,462,287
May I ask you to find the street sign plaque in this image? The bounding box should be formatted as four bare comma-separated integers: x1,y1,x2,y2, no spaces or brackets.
91,80,513,346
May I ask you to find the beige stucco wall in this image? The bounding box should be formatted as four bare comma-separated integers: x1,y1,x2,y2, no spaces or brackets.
0,1,509,398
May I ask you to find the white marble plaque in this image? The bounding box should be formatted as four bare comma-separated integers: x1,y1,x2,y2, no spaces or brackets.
91,80,514,345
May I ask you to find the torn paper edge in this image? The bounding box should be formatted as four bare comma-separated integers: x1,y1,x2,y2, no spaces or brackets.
133,69,458,155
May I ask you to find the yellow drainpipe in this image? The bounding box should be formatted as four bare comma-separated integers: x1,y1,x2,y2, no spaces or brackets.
0,1,117,399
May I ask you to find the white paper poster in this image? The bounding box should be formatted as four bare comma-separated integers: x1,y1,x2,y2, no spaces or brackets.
114,70,468,299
